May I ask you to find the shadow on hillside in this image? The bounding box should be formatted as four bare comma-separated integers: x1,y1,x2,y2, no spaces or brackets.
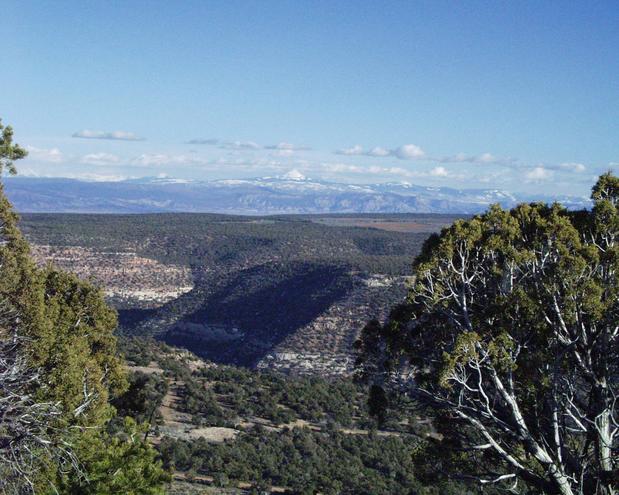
119,262,353,367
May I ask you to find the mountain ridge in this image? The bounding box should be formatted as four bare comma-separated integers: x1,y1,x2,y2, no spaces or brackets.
4,174,591,214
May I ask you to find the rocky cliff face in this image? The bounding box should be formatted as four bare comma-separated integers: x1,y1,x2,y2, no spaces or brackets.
257,274,410,376
31,244,193,308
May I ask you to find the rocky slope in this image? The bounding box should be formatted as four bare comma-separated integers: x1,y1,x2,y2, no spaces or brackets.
31,244,193,308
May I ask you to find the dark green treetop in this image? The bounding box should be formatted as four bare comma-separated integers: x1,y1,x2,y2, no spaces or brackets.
358,174,618,495
0,119,27,176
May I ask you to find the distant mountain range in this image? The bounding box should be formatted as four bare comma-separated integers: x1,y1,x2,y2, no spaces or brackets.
3,172,591,214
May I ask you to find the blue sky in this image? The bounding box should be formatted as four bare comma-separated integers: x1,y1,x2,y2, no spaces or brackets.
2,1,618,195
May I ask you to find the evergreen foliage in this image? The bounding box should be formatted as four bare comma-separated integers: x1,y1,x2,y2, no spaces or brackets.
0,119,168,494
56,419,170,495
122,337,479,494
158,428,463,495
358,174,619,494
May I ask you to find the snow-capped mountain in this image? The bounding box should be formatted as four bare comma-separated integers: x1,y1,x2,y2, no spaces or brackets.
2,173,591,214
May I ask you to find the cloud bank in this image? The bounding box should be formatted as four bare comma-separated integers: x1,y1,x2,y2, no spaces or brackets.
25,146,64,163
81,153,121,166
335,144,425,160
188,138,309,153
264,142,310,151
334,144,516,165
72,130,145,141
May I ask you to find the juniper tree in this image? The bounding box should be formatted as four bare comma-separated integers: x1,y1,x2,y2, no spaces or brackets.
0,301,80,494
0,119,126,429
358,173,619,495
0,118,169,494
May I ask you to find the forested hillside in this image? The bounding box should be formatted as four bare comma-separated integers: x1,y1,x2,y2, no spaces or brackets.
119,337,478,494
20,213,460,374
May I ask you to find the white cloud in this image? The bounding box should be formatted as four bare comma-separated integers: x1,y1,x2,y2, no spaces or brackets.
25,146,64,163
214,157,287,170
187,139,309,153
556,162,586,173
271,149,295,157
186,138,220,145
72,129,144,141
478,153,499,163
438,152,514,165
220,140,260,150
393,144,425,160
474,170,511,184
264,142,309,151
430,166,449,177
264,142,310,157
126,153,292,173
366,147,391,157
81,152,121,166
333,143,513,164
525,166,552,181
335,145,365,156
316,162,457,181
385,166,419,176
335,143,426,160
132,154,170,166
132,153,204,167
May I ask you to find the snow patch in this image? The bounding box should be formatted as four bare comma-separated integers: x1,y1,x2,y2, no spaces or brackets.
281,169,307,181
